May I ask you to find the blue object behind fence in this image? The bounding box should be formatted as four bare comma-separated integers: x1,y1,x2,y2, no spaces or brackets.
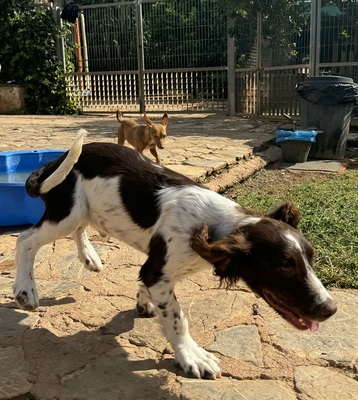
276,129,318,144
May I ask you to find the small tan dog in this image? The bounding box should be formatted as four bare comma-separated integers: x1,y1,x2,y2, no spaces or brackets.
116,110,169,164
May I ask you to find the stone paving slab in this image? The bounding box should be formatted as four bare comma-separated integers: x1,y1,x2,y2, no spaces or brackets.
281,159,348,173
0,113,357,400
181,379,296,400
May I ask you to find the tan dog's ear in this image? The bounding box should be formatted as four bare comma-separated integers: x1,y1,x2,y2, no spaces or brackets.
161,112,169,126
266,201,300,228
190,224,251,286
143,113,155,128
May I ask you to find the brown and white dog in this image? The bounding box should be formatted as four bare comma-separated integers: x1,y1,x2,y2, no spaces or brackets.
116,109,169,164
14,130,336,379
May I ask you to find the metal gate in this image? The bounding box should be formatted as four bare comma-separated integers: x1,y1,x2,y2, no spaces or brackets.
64,0,228,113
234,0,358,118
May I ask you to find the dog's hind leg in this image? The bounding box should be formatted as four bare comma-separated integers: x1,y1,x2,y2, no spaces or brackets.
117,126,126,145
73,226,103,272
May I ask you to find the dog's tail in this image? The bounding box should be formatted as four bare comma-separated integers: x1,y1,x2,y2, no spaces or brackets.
116,109,124,123
39,129,86,194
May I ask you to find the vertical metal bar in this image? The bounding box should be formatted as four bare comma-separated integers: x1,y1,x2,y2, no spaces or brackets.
256,11,262,117
114,74,118,106
133,73,137,111
135,0,145,113
309,0,321,76
119,75,123,105
144,72,148,110
109,74,113,109
100,75,104,109
204,72,207,110
170,72,173,107
185,71,189,110
52,0,66,73
129,73,132,106
124,75,128,105
79,12,90,92
195,72,199,111
227,16,236,116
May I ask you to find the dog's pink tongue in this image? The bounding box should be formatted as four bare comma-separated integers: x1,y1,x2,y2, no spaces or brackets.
307,320,320,333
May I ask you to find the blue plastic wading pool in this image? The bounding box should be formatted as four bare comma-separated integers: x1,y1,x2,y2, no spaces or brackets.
0,149,65,226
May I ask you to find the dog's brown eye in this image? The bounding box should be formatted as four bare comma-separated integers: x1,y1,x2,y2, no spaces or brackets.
280,257,296,273
280,265,294,273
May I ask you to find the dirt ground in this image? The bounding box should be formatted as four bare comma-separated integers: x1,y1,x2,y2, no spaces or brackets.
226,155,358,199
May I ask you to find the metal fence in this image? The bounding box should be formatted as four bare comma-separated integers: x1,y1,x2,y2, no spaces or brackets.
64,0,228,113
58,0,358,117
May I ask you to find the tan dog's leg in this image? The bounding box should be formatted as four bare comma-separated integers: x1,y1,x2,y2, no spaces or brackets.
118,126,126,145
150,146,161,164
116,109,126,146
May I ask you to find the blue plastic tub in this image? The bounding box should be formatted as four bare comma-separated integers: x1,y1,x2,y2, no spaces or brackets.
276,129,318,143
0,149,65,226
276,130,318,163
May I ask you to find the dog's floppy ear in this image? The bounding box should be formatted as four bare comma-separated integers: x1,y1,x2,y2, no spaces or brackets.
161,112,169,126
266,201,300,228
190,224,251,286
143,113,155,128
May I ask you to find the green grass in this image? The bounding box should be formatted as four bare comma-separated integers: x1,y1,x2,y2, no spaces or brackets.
226,170,358,289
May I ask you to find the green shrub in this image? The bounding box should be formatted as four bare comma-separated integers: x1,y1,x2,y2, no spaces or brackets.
0,1,78,114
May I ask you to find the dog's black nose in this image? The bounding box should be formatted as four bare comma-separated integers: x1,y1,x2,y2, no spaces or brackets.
313,298,337,321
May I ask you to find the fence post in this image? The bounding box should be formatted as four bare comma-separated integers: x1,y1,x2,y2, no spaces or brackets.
309,0,321,76
51,0,66,73
256,11,262,117
136,0,145,113
227,17,236,116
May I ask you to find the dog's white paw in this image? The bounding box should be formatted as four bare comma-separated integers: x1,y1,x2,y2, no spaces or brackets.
13,280,39,310
174,337,221,379
79,247,103,272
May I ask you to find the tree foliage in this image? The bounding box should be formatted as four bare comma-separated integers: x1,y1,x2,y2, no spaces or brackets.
74,0,310,71
0,0,78,114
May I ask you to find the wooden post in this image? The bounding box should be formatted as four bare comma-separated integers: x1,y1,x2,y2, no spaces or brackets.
74,18,83,91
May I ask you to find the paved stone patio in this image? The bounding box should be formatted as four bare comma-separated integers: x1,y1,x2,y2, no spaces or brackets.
0,113,357,399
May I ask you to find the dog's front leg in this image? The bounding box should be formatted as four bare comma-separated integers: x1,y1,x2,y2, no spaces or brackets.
14,218,81,310
13,228,41,310
148,279,221,379
149,147,161,164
